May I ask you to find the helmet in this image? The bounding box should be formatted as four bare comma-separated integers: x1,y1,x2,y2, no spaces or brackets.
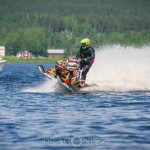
80,38,90,49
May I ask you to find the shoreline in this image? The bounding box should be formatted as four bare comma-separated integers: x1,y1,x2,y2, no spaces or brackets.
4,56,66,64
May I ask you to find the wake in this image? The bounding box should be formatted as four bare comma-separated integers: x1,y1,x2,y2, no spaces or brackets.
22,78,67,93
22,78,57,93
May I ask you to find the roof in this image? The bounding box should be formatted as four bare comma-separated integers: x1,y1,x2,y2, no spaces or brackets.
47,49,64,54
0,46,5,50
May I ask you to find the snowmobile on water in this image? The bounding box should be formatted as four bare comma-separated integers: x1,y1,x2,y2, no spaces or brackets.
38,57,91,93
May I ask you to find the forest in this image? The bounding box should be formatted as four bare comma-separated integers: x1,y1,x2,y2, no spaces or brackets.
0,0,150,56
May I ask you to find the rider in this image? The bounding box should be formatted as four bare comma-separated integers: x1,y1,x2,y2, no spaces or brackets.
76,38,95,83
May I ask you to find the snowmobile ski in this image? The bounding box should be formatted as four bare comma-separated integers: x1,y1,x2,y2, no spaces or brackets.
38,65,52,80
57,76,74,92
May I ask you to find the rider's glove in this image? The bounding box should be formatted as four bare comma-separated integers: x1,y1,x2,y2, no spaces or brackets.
83,58,88,62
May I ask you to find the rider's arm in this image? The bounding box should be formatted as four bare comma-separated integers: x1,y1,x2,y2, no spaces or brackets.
76,50,81,59
86,46,95,61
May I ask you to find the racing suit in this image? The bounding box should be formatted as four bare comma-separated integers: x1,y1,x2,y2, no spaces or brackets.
76,45,95,80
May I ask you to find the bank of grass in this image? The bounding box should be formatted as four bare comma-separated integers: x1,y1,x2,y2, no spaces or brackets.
5,56,66,64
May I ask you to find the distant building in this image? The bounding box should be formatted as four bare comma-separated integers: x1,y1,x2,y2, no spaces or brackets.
47,49,65,58
0,46,5,57
16,50,31,59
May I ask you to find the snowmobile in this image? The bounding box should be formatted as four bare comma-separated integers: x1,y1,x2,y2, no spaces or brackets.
38,57,90,92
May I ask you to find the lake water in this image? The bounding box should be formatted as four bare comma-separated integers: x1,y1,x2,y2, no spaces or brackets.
0,63,150,150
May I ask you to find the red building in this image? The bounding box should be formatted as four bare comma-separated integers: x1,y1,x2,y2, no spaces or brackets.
47,49,65,58
16,51,31,59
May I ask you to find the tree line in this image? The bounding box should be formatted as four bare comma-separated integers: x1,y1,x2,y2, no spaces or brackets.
0,0,150,56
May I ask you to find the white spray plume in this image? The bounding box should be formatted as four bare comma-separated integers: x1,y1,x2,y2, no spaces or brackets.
85,45,150,92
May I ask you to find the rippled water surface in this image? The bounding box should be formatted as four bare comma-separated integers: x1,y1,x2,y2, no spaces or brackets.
0,64,150,150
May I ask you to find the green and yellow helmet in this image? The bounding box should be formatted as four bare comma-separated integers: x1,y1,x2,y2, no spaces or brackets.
80,38,90,49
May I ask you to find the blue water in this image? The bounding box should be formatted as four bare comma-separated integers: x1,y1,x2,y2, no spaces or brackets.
0,64,150,150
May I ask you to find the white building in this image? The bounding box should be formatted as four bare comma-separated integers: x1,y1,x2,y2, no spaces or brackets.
0,46,5,57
